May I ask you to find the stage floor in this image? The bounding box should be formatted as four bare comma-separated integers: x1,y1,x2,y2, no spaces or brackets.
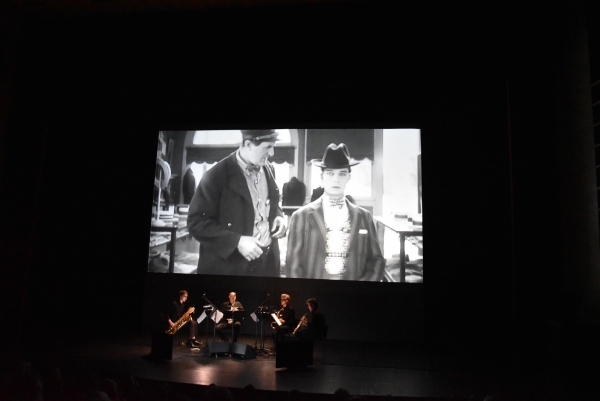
21,330,564,400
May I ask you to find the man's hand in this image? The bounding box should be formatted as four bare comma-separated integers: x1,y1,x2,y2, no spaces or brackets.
237,235,263,261
271,216,286,239
168,320,175,327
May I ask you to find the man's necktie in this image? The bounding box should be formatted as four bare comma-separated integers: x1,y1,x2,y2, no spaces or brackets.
246,164,260,174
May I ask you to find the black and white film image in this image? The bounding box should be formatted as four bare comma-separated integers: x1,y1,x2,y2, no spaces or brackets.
148,129,423,283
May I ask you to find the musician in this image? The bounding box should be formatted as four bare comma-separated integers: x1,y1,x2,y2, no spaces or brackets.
287,143,385,281
216,292,244,343
295,298,326,340
168,290,201,347
272,294,296,341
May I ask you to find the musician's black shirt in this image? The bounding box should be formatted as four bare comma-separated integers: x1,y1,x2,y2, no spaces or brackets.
168,300,185,323
308,310,326,335
297,310,326,339
279,306,295,326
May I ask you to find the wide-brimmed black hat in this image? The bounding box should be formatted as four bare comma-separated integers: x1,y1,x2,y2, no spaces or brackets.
241,130,280,143
311,143,360,168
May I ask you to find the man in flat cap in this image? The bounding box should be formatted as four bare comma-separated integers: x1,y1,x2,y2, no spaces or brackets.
188,130,286,277
286,143,384,281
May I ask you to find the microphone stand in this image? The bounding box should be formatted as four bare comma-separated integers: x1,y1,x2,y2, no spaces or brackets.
230,305,235,347
254,294,271,357
254,309,258,350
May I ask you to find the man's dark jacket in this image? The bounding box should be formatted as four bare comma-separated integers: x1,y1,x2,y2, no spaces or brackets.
286,197,384,280
187,152,282,276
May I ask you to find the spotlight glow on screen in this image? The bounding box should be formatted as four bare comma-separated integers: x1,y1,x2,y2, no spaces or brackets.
148,129,422,283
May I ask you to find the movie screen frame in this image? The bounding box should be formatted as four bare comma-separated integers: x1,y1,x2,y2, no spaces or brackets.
148,129,423,283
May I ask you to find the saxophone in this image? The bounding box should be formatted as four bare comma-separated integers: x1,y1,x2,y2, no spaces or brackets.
165,307,195,335
293,313,308,335
271,307,284,330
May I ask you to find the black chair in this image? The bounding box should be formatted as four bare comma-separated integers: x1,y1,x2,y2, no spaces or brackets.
150,312,173,360
314,325,328,363
321,325,328,340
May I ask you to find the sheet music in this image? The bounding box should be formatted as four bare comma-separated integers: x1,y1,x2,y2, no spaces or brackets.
196,311,207,324
271,313,282,326
211,309,223,324
250,312,258,322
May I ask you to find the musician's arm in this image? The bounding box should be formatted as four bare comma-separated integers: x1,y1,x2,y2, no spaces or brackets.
167,303,177,327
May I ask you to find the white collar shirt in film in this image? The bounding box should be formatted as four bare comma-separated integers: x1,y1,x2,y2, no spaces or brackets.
236,151,271,247
322,195,351,276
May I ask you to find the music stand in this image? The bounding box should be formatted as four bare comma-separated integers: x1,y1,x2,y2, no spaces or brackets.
261,307,274,356
202,305,216,344
252,294,272,357
202,295,222,354
222,308,245,345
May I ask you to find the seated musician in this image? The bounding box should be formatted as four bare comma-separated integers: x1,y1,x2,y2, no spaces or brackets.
216,292,244,343
295,298,326,341
272,294,296,346
168,290,201,348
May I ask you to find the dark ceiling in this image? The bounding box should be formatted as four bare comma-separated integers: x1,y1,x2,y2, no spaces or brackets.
7,0,366,17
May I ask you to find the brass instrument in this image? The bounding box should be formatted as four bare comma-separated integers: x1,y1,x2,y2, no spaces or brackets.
293,313,308,335
271,307,284,330
165,307,195,335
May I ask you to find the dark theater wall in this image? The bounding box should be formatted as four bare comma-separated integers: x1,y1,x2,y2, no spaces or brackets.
7,1,598,363
3,2,512,348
